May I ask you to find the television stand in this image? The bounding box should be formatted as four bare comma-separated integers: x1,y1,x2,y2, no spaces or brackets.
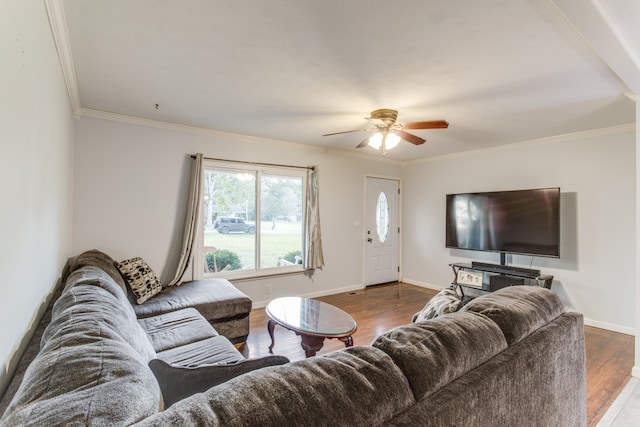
450,262,553,303
470,261,541,277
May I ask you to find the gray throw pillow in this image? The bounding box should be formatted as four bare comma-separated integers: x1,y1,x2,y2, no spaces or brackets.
413,287,463,322
149,356,290,407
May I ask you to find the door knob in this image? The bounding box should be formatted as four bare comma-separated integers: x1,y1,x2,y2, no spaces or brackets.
367,238,373,243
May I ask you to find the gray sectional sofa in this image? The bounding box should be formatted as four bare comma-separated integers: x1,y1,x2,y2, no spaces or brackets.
0,250,288,423
0,251,586,426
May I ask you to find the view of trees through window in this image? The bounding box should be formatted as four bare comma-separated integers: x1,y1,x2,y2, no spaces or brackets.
203,165,304,274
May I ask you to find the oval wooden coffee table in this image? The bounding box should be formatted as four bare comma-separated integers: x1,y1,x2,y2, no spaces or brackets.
266,297,357,357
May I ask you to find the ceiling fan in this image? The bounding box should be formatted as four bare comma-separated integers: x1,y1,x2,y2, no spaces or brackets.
322,109,449,155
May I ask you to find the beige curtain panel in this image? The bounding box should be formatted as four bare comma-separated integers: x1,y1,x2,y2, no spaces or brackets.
304,167,324,270
166,153,204,286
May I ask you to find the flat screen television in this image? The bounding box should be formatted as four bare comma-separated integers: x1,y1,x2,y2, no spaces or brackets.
445,188,560,258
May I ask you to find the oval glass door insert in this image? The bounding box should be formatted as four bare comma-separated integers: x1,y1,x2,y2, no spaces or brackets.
376,191,390,242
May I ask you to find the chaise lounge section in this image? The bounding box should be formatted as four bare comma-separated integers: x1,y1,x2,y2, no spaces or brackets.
131,279,252,344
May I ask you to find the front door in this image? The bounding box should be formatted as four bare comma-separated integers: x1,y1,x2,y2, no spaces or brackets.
364,177,399,286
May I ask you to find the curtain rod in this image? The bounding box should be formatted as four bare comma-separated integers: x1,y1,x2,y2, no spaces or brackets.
191,155,314,171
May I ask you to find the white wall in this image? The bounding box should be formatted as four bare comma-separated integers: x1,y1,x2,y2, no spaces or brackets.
73,117,637,332
0,1,74,394
72,116,402,306
402,127,636,332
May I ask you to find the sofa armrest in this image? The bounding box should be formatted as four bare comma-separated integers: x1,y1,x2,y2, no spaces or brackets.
149,356,289,407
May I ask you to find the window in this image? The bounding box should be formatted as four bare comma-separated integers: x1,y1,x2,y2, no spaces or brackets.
202,161,306,278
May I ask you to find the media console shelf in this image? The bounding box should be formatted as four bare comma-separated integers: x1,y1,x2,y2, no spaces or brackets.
450,262,554,303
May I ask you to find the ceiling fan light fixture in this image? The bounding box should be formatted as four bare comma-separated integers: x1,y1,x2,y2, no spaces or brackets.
386,132,401,149
368,132,401,151
368,132,383,149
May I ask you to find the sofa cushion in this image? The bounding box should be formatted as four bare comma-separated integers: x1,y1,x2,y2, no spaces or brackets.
115,257,163,304
460,286,564,345
133,279,252,321
138,308,219,353
44,266,157,361
156,336,244,367
149,356,290,407
413,287,462,322
388,312,586,427
372,311,507,401
0,318,161,426
209,316,250,344
61,249,129,294
135,346,415,427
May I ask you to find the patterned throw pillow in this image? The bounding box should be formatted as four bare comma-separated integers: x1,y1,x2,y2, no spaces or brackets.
114,257,162,304
413,288,463,322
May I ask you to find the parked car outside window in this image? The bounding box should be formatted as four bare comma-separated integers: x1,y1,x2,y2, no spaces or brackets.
213,217,255,234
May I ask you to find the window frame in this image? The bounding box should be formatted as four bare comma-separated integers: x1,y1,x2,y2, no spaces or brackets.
196,160,307,281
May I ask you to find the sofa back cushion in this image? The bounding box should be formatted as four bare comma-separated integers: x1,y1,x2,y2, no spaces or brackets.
1,321,161,426
1,315,161,426
389,312,587,427
60,249,128,295
460,286,564,345
372,311,507,401
0,266,162,426
44,267,156,361
135,346,415,427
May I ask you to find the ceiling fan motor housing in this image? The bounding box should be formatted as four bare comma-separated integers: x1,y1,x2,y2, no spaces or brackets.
370,109,398,126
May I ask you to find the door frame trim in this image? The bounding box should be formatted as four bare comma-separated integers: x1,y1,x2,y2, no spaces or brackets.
363,174,402,286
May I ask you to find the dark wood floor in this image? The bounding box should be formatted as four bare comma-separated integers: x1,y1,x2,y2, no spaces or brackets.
241,283,634,427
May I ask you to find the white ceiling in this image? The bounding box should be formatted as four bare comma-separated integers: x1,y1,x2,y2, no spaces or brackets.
55,0,639,161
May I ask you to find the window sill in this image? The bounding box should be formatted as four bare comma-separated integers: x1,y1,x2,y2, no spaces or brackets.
203,265,305,282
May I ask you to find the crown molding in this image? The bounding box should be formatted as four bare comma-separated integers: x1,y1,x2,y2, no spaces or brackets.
80,108,336,153
78,108,402,164
45,0,81,115
79,108,324,150
402,123,636,167
625,92,639,102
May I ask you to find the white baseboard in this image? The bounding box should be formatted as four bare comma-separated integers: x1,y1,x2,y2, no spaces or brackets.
581,316,636,336
400,277,444,291
402,281,636,337
251,283,364,309
596,377,639,426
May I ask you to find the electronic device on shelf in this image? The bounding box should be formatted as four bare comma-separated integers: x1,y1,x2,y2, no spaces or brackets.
449,262,554,303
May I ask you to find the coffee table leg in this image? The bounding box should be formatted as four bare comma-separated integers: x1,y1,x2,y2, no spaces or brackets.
339,336,353,348
267,319,276,353
299,334,325,358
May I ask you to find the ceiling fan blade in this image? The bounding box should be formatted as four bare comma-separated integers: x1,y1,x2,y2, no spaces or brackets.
403,120,449,130
322,127,375,136
356,137,370,148
396,130,426,145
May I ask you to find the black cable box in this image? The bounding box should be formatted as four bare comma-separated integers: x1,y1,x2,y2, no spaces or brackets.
488,275,525,291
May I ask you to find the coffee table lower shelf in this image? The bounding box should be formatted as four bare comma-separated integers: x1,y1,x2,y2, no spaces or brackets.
267,319,354,357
